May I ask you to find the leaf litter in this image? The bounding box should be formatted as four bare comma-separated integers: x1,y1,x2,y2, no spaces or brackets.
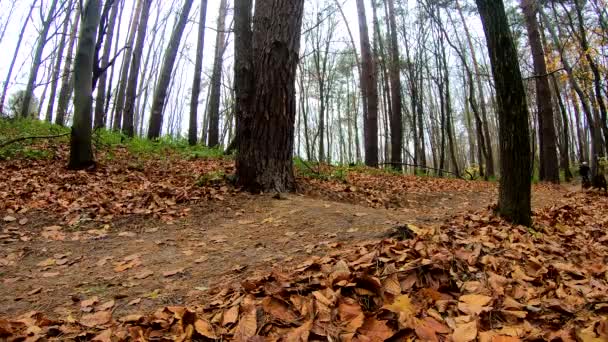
0,189,606,340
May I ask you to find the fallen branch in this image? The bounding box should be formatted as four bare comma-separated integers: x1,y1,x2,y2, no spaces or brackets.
380,163,464,180
0,132,69,149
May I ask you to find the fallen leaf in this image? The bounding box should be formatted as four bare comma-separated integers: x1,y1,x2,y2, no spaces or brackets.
80,311,112,327
453,320,477,342
134,269,154,279
163,268,185,277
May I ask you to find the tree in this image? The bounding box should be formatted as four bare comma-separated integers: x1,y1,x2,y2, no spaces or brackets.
93,0,121,128
235,0,305,192
55,7,81,126
21,0,59,119
188,0,208,146
206,0,228,147
386,0,403,169
476,0,532,225
147,0,194,139
521,0,559,183
8,90,39,118
69,0,101,170
123,0,153,137
356,0,379,167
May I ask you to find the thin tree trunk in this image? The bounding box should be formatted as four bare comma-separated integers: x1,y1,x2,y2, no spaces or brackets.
188,0,208,145
55,5,81,126
386,0,402,169
206,0,227,146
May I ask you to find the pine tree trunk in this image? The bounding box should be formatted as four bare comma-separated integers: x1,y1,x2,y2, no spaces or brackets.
21,0,58,118
235,0,305,192
206,0,227,146
69,0,101,170
122,0,152,137
521,0,559,183
476,0,532,226
147,0,193,139
188,0,208,146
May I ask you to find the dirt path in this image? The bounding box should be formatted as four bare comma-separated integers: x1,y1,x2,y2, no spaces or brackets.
0,182,572,320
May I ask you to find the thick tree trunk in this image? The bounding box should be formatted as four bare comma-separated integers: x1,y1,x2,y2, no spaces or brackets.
55,6,81,126
93,0,120,129
188,0,208,146
521,0,559,183
386,0,403,169
235,0,305,193
21,0,58,118
147,0,193,139
206,0,227,147
356,0,378,167
69,0,101,170
476,0,532,226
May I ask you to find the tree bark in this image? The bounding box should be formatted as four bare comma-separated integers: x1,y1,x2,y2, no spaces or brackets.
386,0,403,169
476,0,532,226
206,0,227,147
122,0,152,137
69,0,101,170
235,0,305,192
188,0,208,145
55,5,81,126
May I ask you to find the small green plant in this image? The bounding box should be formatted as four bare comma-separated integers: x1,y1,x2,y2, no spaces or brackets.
196,170,226,187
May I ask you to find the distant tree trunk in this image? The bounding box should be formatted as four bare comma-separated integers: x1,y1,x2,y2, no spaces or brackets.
356,0,378,167
235,0,305,192
21,0,59,119
122,0,152,137
188,0,208,146
112,0,143,131
476,0,532,226
386,0,403,169
206,0,228,146
55,6,81,126
0,1,36,116
521,0,559,183
69,0,101,170
45,0,74,122
551,75,573,181
147,0,194,139
93,0,120,129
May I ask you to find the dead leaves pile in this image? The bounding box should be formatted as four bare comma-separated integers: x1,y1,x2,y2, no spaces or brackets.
1,191,606,341
0,147,234,224
300,170,496,209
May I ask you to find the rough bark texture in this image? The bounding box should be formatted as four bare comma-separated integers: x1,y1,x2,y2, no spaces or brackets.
521,0,560,183
356,0,378,167
69,0,101,170
235,0,305,193
93,0,120,129
123,0,152,137
386,0,403,169
21,0,58,118
147,0,193,139
188,0,208,146
476,0,532,226
206,0,227,147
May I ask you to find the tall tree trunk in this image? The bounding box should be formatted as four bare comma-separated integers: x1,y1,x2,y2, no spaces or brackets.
55,5,81,126
356,0,378,167
0,1,36,115
551,75,573,181
45,0,74,122
123,0,153,137
206,0,227,146
476,0,532,226
93,0,120,128
21,0,59,118
386,0,403,169
236,0,305,192
188,0,208,145
521,0,560,183
69,0,101,170
112,0,143,131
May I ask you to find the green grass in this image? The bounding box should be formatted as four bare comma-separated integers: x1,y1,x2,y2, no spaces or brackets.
0,118,225,161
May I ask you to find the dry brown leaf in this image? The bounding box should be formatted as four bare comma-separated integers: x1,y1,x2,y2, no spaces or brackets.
80,311,112,328
194,319,217,339
222,305,239,326
452,320,477,342
262,297,297,322
233,302,256,341
458,294,493,315
163,268,185,277
357,318,394,340
134,269,153,279
97,300,115,311
284,320,313,342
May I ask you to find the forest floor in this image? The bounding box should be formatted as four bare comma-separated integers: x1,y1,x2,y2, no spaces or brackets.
1,121,608,341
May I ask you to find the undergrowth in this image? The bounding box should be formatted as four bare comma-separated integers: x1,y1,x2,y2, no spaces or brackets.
0,118,224,161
